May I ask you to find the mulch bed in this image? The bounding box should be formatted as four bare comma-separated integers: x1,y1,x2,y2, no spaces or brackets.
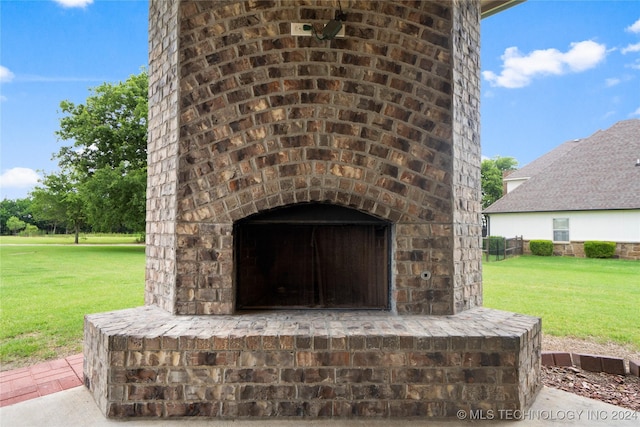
541,365,640,412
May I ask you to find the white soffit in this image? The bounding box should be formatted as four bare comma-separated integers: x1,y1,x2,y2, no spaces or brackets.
480,0,525,19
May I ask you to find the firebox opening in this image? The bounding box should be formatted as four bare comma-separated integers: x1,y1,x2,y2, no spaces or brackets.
235,204,390,310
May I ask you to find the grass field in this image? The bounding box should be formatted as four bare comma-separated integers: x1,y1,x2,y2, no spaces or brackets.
0,233,142,245
483,255,640,350
0,245,145,368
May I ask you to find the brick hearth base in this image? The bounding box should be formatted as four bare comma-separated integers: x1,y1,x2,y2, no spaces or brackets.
84,307,541,419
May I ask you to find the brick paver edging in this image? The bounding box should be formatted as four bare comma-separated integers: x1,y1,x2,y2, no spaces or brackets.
0,354,84,407
542,351,640,377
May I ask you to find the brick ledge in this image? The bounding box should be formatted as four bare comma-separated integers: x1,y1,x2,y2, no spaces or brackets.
85,305,540,342
84,306,542,419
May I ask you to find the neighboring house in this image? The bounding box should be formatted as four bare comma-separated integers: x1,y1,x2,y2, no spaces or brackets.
484,119,640,258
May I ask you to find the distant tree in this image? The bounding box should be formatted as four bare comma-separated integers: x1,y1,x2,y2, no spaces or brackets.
30,171,86,243
28,186,62,234
481,156,518,209
22,224,39,237
0,198,35,234
6,216,26,235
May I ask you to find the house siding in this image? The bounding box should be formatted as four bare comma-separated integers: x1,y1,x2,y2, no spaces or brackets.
505,178,526,194
487,210,640,254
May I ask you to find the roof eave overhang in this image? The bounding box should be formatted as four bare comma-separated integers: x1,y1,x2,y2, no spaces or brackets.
480,0,526,19
484,207,640,214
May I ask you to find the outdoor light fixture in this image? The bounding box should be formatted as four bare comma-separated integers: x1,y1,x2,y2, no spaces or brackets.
305,2,347,40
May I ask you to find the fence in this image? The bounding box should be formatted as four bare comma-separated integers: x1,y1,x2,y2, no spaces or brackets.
482,236,523,261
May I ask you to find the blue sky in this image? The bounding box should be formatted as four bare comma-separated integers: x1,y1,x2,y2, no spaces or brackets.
481,0,640,165
0,0,148,200
1,0,639,200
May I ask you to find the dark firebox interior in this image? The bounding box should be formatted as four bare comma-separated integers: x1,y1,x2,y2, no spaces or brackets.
236,204,390,309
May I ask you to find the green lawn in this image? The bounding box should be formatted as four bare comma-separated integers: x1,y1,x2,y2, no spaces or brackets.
0,245,145,368
483,255,640,350
0,233,142,245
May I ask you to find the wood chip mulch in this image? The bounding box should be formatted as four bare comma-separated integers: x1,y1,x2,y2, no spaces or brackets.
541,365,640,412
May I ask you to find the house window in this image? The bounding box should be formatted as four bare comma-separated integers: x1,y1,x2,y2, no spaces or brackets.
553,218,569,242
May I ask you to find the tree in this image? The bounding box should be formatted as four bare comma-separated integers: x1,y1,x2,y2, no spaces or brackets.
0,198,36,235
22,224,39,237
30,171,86,243
81,163,147,233
481,156,518,209
52,70,148,234
56,71,148,175
0,198,35,234
6,216,26,235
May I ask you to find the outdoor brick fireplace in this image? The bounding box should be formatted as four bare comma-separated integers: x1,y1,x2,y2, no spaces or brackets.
84,0,541,419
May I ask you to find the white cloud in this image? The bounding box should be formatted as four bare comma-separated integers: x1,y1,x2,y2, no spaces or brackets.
0,168,41,189
627,18,640,33
605,74,635,88
53,0,93,8
631,107,640,117
0,65,15,83
621,42,640,54
605,78,620,87
483,40,607,88
563,41,608,72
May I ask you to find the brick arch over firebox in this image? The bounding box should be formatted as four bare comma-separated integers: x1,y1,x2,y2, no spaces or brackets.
146,0,482,316
177,0,455,225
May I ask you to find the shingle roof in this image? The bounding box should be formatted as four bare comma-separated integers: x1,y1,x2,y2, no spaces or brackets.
505,139,580,180
484,119,640,213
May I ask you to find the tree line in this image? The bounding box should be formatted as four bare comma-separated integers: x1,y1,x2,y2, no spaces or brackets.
1,69,517,242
